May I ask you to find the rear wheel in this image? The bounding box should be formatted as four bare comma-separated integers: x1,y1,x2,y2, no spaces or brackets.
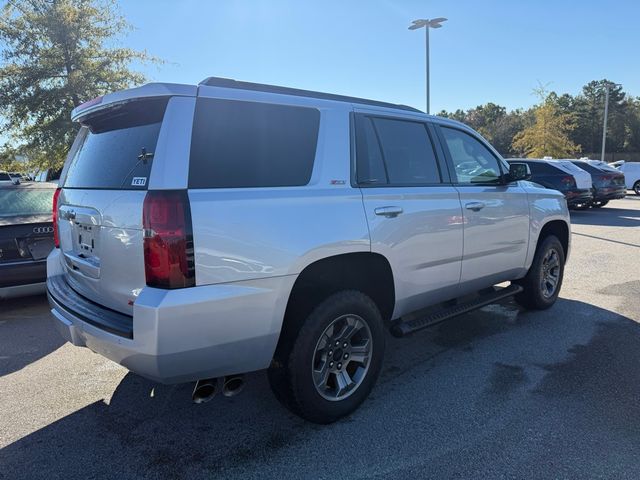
515,235,565,310
634,181,640,196
591,200,609,208
268,290,385,424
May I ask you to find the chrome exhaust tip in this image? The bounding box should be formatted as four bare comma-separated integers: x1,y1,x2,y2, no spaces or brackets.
192,378,219,404
222,374,245,397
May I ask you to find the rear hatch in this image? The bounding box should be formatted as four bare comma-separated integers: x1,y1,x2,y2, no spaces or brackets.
549,160,593,189
0,184,55,285
572,161,624,189
57,98,169,315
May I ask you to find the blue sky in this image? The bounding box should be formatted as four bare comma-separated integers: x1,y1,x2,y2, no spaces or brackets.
119,0,640,113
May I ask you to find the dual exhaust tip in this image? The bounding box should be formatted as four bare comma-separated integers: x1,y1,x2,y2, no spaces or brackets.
192,374,245,404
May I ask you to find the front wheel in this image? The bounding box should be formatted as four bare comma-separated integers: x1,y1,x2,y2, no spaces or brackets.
268,291,385,424
634,181,640,196
515,235,565,310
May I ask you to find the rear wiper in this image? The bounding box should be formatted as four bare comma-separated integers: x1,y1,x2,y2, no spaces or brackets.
137,147,154,164
119,147,155,187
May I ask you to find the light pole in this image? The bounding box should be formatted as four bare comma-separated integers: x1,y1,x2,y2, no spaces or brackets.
601,82,622,162
409,17,447,114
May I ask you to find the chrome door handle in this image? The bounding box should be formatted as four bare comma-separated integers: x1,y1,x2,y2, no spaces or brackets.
465,202,486,212
374,206,403,218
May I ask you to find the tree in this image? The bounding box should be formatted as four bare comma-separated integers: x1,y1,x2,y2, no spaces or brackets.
0,0,158,170
512,95,580,158
572,80,626,155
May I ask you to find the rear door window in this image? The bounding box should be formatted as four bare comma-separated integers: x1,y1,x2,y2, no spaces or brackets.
188,99,320,188
355,115,441,186
63,98,168,190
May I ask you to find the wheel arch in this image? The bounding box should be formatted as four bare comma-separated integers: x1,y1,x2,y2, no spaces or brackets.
272,252,395,361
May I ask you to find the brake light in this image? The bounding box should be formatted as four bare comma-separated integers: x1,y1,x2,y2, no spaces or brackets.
142,190,195,289
52,187,61,248
560,176,576,188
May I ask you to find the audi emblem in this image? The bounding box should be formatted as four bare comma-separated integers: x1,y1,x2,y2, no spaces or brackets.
33,226,54,234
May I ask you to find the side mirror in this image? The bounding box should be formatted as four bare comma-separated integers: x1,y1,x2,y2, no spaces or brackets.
506,163,531,182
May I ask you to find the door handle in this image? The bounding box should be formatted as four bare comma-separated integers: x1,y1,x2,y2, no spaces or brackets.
465,202,486,212
374,206,403,218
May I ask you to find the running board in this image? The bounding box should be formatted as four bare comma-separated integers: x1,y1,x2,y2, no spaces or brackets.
391,284,523,338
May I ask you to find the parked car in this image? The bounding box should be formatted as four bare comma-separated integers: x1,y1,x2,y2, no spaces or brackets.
568,159,626,207
506,158,593,208
0,182,57,299
612,161,640,195
0,171,16,185
47,78,570,423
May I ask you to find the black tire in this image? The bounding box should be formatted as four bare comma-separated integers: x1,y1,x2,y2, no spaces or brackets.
591,200,609,208
634,181,640,196
268,290,385,424
515,235,565,310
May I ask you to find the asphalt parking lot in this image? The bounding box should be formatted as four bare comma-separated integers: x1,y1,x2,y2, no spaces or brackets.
1,196,639,480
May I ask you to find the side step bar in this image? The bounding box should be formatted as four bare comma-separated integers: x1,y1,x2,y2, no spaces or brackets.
391,284,523,338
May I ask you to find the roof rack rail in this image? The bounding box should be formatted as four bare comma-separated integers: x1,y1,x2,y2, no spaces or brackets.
199,77,423,113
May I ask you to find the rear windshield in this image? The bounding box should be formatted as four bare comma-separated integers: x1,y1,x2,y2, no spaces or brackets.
189,98,320,188
63,98,168,190
571,162,602,175
0,172,11,181
0,187,55,217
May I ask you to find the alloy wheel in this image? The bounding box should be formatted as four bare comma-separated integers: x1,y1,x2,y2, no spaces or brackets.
312,314,372,401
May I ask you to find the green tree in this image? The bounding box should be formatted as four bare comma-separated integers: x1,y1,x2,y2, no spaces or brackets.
572,80,626,155
512,95,580,158
0,0,158,170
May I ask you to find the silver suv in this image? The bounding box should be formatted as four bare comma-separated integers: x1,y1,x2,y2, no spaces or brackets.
47,78,570,423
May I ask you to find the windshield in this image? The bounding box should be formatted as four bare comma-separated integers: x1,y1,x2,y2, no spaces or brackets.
0,187,55,217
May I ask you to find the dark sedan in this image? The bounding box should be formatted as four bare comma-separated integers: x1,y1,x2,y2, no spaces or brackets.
0,182,56,299
569,160,626,208
506,158,593,208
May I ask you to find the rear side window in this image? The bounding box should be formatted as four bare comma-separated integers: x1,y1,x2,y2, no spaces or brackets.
64,98,168,189
189,99,320,188
355,115,441,186
524,161,561,175
0,172,10,181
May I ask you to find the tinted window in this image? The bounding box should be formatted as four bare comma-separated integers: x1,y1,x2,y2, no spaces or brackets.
189,99,320,188
442,127,502,184
355,116,440,186
520,161,560,175
0,187,55,217
63,98,168,189
571,162,602,175
355,117,388,185
0,172,11,181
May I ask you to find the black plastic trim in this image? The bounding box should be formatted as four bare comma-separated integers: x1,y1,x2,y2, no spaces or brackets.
47,275,133,339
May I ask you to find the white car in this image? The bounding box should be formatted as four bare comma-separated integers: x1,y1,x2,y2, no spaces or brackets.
613,162,640,195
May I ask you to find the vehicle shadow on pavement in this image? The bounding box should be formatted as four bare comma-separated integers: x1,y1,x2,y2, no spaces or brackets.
0,295,64,377
2,298,640,479
570,207,640,228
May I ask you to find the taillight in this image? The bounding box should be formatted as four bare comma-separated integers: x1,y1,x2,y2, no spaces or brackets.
52,187,61,248
142,190,195,289
560,176,576,188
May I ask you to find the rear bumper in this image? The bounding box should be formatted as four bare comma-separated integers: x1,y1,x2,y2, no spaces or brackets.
46,250,295,384
0,259,46,288
564,189,593,206
593,187,627,201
